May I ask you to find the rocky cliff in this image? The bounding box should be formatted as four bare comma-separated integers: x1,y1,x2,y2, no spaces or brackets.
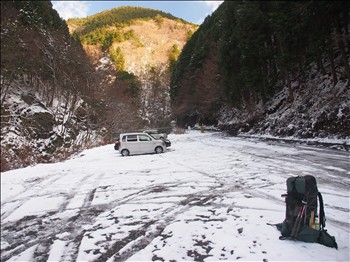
1,1,108,171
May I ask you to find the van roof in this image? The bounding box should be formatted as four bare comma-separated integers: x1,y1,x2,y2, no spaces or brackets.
120,132,150,136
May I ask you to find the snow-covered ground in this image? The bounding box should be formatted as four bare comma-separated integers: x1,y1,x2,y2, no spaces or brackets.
1,131,349,261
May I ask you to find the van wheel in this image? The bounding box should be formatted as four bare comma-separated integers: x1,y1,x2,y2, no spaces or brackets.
155,146,163,154
121,149,130,157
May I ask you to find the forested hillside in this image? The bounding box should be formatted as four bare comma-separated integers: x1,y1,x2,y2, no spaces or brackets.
171,1,350,139
68,6,197,133
0,2,197,171
0,1,108,171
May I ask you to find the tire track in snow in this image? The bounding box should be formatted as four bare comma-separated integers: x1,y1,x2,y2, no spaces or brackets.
0,173,68,221
70,160,224,261
4,180,185,261
2,171,71,203
1,171,97,222
1,171,111,261
84,192,220,261
1,203,108,260
99,160,234,261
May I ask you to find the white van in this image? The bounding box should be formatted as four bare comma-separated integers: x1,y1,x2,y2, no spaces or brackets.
118,132,166,156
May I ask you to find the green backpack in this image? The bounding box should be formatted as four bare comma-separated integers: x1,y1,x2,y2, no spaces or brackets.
275,175,338,249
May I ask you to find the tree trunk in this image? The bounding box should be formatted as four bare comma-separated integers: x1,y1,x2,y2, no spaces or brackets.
328,46,338,86
342,3,350,50
286,72,294,102
338,39,350,84
0,71,16,104
335,15,350,83
316,49,326,75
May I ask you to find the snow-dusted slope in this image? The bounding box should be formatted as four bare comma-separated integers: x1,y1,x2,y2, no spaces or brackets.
1,2,107,172
218,67,350,140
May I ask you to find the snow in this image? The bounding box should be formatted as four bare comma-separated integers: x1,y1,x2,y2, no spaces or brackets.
1,91,106,171
1,130,349,261
96,56,113,71
7,245,37,262
3,196,65,223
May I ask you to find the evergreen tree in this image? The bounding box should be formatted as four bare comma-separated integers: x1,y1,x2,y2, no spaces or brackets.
109,47,125,71
171,1,349,106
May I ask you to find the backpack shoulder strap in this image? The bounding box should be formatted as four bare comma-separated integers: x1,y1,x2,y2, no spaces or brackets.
318,192,326,229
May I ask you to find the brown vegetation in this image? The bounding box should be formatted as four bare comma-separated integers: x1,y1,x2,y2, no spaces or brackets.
1,1,107,171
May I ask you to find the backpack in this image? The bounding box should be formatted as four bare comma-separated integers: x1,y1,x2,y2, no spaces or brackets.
274,175,338,249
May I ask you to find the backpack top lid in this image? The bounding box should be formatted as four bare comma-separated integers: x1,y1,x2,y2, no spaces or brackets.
287,175,318,197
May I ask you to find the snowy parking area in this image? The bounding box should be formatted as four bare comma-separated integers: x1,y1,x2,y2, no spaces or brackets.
1,131,349,261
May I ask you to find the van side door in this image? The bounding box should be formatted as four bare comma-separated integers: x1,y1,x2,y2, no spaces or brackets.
125,134,139,154
138,134,154,154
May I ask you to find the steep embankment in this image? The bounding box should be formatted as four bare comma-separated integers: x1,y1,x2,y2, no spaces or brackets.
0,1,108,171
171,1,350,140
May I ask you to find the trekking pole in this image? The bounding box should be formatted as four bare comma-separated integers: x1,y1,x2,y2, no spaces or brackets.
303,193,310,225
290,205,303,238
297,203,306,236
290,200,307,239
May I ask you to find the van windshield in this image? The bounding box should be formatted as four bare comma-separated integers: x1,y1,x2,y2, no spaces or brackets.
139,135,151,141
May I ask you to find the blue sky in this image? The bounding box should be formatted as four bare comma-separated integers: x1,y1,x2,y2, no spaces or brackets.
51,1,223,25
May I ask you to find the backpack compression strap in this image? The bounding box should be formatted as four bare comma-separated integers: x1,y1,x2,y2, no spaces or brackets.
318,192,326,229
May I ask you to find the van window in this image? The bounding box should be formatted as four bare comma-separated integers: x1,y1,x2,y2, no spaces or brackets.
122,135,126,142
127,135,137,142
139,134,151,142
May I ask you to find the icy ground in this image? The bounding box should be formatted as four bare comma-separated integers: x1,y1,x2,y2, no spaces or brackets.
1,131,349,261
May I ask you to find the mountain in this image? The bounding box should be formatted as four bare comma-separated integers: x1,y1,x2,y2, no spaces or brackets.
67,7,198,132
171,1,350,140
0,1,108,171
0,3,198,171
